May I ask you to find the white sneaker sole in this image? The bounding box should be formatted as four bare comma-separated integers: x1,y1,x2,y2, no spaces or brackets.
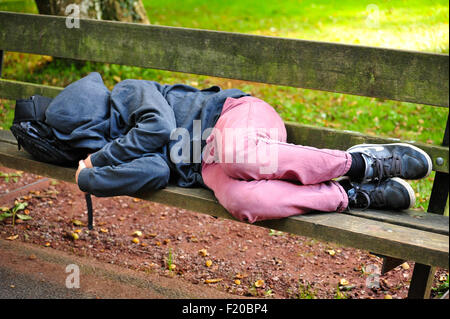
347,143,433,179
390,177,416,209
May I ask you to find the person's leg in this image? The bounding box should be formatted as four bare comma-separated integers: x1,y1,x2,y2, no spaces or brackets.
204,96,432,185
201,162,348,223
203,96,352,185
201,96,430,222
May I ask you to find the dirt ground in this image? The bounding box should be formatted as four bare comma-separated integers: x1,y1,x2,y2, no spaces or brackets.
0,166,448,299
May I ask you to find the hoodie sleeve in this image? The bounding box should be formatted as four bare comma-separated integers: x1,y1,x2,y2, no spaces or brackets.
90,80,177,167
77,153,170,197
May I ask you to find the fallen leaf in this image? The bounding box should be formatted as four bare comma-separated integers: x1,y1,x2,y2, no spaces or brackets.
205,278,223,284
169,264,176,271
326,249,336,256
6,234,18,240
70,233,79,240
28,254,37,260
73,229,82,234
44,242,51,247
339,278,349,286
401,262,410,270
100,228,108,233
132,230,143,237
132,238,140,244
205,260,213,267
198,249,208,257
234,279,241,285
339,285,356,291
384,294,393,299
254,279,265,288
190,236,198,242
72,219,84,226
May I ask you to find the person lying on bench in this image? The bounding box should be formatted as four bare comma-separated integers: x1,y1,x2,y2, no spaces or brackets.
12,72,432,224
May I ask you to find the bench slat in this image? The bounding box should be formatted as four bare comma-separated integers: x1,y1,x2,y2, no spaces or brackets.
1,79,447,173
0,11,448,107
0,137,448,268
0,78,63,100
343,209,449,236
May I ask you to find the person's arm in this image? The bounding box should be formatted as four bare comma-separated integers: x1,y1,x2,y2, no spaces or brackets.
76,153,170,197
90,80,177,167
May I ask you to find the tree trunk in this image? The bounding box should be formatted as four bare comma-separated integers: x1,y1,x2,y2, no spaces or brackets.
34,0,150,24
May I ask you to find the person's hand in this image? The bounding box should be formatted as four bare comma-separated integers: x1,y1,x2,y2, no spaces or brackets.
84,154,93,168
75,160,86,184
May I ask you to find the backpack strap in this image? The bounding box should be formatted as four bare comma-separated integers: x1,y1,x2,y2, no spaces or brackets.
13,95,53,124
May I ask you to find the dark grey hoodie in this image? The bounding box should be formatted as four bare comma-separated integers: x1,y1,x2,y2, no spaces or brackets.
44,72,249,196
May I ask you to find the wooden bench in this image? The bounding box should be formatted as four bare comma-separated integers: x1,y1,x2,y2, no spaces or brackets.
0,11,448,299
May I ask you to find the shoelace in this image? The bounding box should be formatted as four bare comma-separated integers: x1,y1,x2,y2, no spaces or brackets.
370,152,402,183
348,184,385,210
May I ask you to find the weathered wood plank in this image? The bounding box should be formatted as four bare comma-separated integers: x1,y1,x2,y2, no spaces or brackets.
343,209,449,236
0,78,63,100
0,11,448,107
428,119,449,214
0,139,448,268
0,129,16,145
1,79,447,173
408,264,436,299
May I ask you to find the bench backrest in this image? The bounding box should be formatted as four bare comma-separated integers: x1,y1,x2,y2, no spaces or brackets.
0,11,448,214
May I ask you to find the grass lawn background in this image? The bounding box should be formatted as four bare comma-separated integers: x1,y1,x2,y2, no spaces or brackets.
0,0,448,211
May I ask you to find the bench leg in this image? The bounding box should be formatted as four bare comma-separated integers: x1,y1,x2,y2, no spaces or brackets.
408,118,448,299
407,263,436,299
380,256,405,274
371,253,405,274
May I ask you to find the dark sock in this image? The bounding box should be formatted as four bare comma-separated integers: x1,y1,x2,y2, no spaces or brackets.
338,178,353,193
346,152,366,179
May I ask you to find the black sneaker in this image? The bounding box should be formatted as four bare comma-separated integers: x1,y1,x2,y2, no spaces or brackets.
347,143,432,183
347,177,415,210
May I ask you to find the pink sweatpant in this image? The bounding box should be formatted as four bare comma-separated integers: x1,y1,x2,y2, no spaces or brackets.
201,96,351,223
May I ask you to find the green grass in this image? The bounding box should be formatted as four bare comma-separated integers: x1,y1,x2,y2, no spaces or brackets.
0,0,448,211
142,0,449,53
1,0,448,52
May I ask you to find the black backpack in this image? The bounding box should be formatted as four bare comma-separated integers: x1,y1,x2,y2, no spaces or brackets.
10,95,94,229
10,95,86,166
